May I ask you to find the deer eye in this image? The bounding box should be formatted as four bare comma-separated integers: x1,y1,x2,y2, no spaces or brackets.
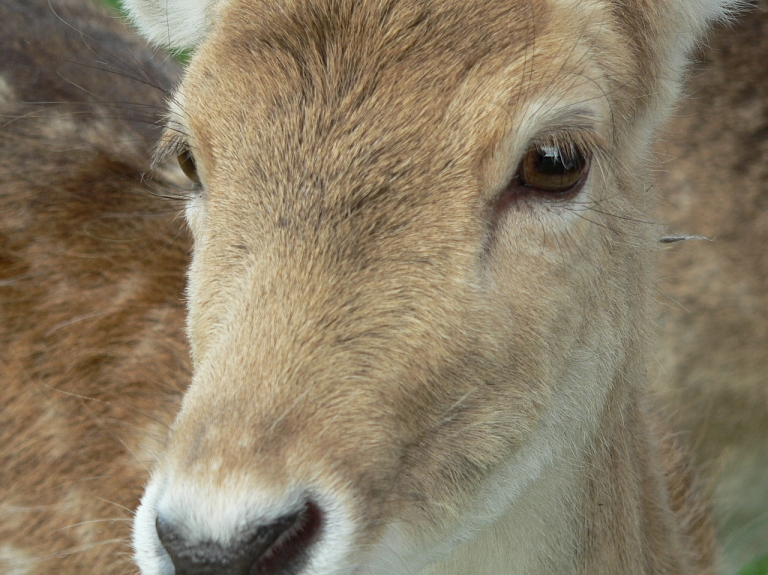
177,148,201,185
515,144,590,195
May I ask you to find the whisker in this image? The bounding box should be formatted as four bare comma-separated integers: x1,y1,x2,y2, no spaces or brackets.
53,518,133,533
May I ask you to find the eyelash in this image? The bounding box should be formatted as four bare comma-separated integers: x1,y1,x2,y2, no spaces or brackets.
522,131,598,183
157,131,192,163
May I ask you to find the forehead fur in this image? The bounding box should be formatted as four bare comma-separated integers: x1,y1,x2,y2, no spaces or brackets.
179,0,627,191
124,0,742,52
149,0,746,209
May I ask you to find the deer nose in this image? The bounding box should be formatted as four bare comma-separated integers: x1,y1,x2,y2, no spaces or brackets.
156,501,322,575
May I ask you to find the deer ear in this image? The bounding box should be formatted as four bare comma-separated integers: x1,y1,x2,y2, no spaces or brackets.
654,0,745,58
122,0,224,50
619,0,744,113
673,0,744,42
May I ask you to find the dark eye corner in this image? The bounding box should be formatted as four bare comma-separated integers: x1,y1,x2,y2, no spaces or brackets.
177,146,201,186
156,125,203,189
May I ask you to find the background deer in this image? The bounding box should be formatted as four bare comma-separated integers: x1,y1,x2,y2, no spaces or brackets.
1,0,764,575
653,3,768,571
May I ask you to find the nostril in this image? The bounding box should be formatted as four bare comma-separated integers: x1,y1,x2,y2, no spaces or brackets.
156,501,322,575
253,501,322,574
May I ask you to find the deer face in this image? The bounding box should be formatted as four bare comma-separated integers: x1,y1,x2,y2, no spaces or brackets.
126,1,738,574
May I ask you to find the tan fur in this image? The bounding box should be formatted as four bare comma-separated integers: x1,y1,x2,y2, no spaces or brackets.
0,0,758,574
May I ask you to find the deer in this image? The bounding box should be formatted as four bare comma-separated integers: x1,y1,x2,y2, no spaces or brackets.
0,0,753,574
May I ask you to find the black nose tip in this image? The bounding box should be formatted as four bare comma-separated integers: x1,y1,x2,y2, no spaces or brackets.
156,501,322,575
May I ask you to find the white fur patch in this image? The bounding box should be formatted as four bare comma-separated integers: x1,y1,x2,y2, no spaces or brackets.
122,0,225,50
671,0,746,58
0,75,13,107
687,0,744,24
0,545,34,575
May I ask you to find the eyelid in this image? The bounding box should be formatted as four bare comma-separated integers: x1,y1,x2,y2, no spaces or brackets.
525,126,603,158
153,126,192,167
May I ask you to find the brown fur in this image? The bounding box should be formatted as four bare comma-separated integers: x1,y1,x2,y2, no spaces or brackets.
653,2,768,571
0,0,758,574
0,1,187,572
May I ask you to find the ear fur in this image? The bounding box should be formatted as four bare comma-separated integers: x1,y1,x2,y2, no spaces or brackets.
686,0,745,25
121,0,224,51
670,0,745,48
647,0,746,107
